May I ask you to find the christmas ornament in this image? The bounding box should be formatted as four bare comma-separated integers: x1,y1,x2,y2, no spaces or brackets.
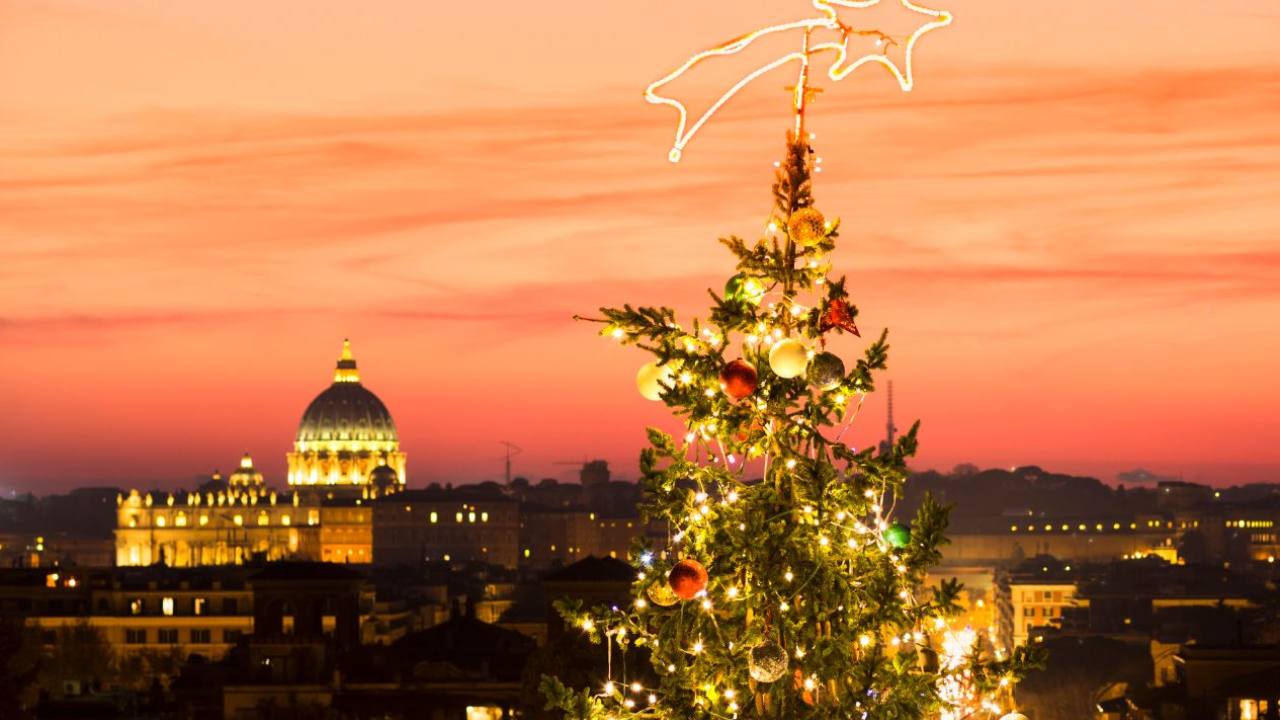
768,338,808,379
645,581,680,607
884,522,911,549
725,274,766,305
719,359,758,400
788,207,827,247
667,558,709,600
793,669,816,705
819,299,860,337
999,714,1029,720
635,361,674,402
748,641,788,683
807,351,845,390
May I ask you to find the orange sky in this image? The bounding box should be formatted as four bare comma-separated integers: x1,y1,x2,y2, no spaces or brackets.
2,0,1279,492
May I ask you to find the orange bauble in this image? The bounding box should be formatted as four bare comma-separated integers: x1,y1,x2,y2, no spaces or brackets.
667,559,709,600
719,359,758,400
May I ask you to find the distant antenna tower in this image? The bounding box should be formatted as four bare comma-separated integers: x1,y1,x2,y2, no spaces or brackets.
499,441,522,484
883,381,898,453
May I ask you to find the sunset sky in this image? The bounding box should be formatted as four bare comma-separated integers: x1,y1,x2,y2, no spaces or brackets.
3,0,1279,493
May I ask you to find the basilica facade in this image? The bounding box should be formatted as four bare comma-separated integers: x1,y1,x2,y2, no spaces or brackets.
115,341,402,567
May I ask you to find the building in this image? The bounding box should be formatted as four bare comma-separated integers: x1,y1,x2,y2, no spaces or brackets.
372,485,522,569
3,566,256,663
114,482,322,567
115,340,407,567
995,557,1080,648
286,339,407,488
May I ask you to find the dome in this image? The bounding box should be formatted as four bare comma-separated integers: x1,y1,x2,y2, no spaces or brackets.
296,383,398,446
370,465,399,489
287,340,406,487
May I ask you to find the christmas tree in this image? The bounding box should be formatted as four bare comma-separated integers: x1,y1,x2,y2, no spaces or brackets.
543,5,1039,719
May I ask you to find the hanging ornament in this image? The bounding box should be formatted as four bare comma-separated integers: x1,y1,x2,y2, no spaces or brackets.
667,558,709,600
999,715,1029,720
818,299,860,337
788,207,827,248
719,359,758,400
635,361,674,401
884,522,911,549
807,352,845,390
725,274,766,305
768,339,808,379
748,641,788,682
793,669,816,705
646,580,680,607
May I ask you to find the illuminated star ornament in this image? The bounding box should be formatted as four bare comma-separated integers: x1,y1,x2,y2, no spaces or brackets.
645,0,953,162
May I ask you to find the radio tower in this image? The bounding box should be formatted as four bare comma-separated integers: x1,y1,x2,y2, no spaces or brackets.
880,380,898,455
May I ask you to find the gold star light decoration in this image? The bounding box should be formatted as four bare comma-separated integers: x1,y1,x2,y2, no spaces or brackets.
645,0,953,162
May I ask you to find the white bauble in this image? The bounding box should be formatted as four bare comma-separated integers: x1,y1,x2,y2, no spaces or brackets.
999,714,1029,720
635,361,673,401
768,339,808,379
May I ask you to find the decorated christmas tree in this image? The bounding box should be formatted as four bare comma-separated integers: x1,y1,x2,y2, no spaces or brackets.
544,3,1039,718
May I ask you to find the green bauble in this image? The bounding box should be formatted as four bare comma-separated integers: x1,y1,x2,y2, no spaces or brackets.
884,522,911,549
724,274,764,304
807,351,845,390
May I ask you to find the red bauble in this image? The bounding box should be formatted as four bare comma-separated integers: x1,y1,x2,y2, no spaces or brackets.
819,299,860,337
667,559,709,600
719,359,758,400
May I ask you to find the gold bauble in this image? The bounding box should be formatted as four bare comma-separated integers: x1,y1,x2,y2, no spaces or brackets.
645,581,679,607
768,339,808,379
635,361,673,402
788,207,827,247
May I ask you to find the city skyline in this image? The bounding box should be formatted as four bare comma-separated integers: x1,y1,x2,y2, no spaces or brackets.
4,0,1280,491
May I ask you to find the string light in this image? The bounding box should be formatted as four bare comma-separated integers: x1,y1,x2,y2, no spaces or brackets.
646,0,953,161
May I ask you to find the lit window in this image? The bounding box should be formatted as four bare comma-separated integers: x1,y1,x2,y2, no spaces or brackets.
233,515,243,526
199,515,209,526
466,706,504,720
430,512,438,524
45,573,59,588
308,510,320,526
468,512,476,523
130,598,143,615
194,598,207,616
257,512,269,526
162,597,175,616
156,515,167,528
1240,699,1258,720
129,516,138,528
523,548,530,558
481,512,489,523
281,514,291,526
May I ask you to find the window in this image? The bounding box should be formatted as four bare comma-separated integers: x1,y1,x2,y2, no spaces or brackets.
190,629,211,644
222,598,238,615
308,509,320,526
175,513,187,527
199,515,209,526
233,514,243,526
162,597,175,616
130,598,144,615
193,598,207,616
281,514,291,526
156,515,167,528
257,512,269,527
158,629,179,644
223,629,242,643
126,629,147,644
430,511,438,524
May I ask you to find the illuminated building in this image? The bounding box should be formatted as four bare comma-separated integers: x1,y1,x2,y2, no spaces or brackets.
115,486,321,567
286,339,406,488
995,560,1079,649
227,452,264,490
